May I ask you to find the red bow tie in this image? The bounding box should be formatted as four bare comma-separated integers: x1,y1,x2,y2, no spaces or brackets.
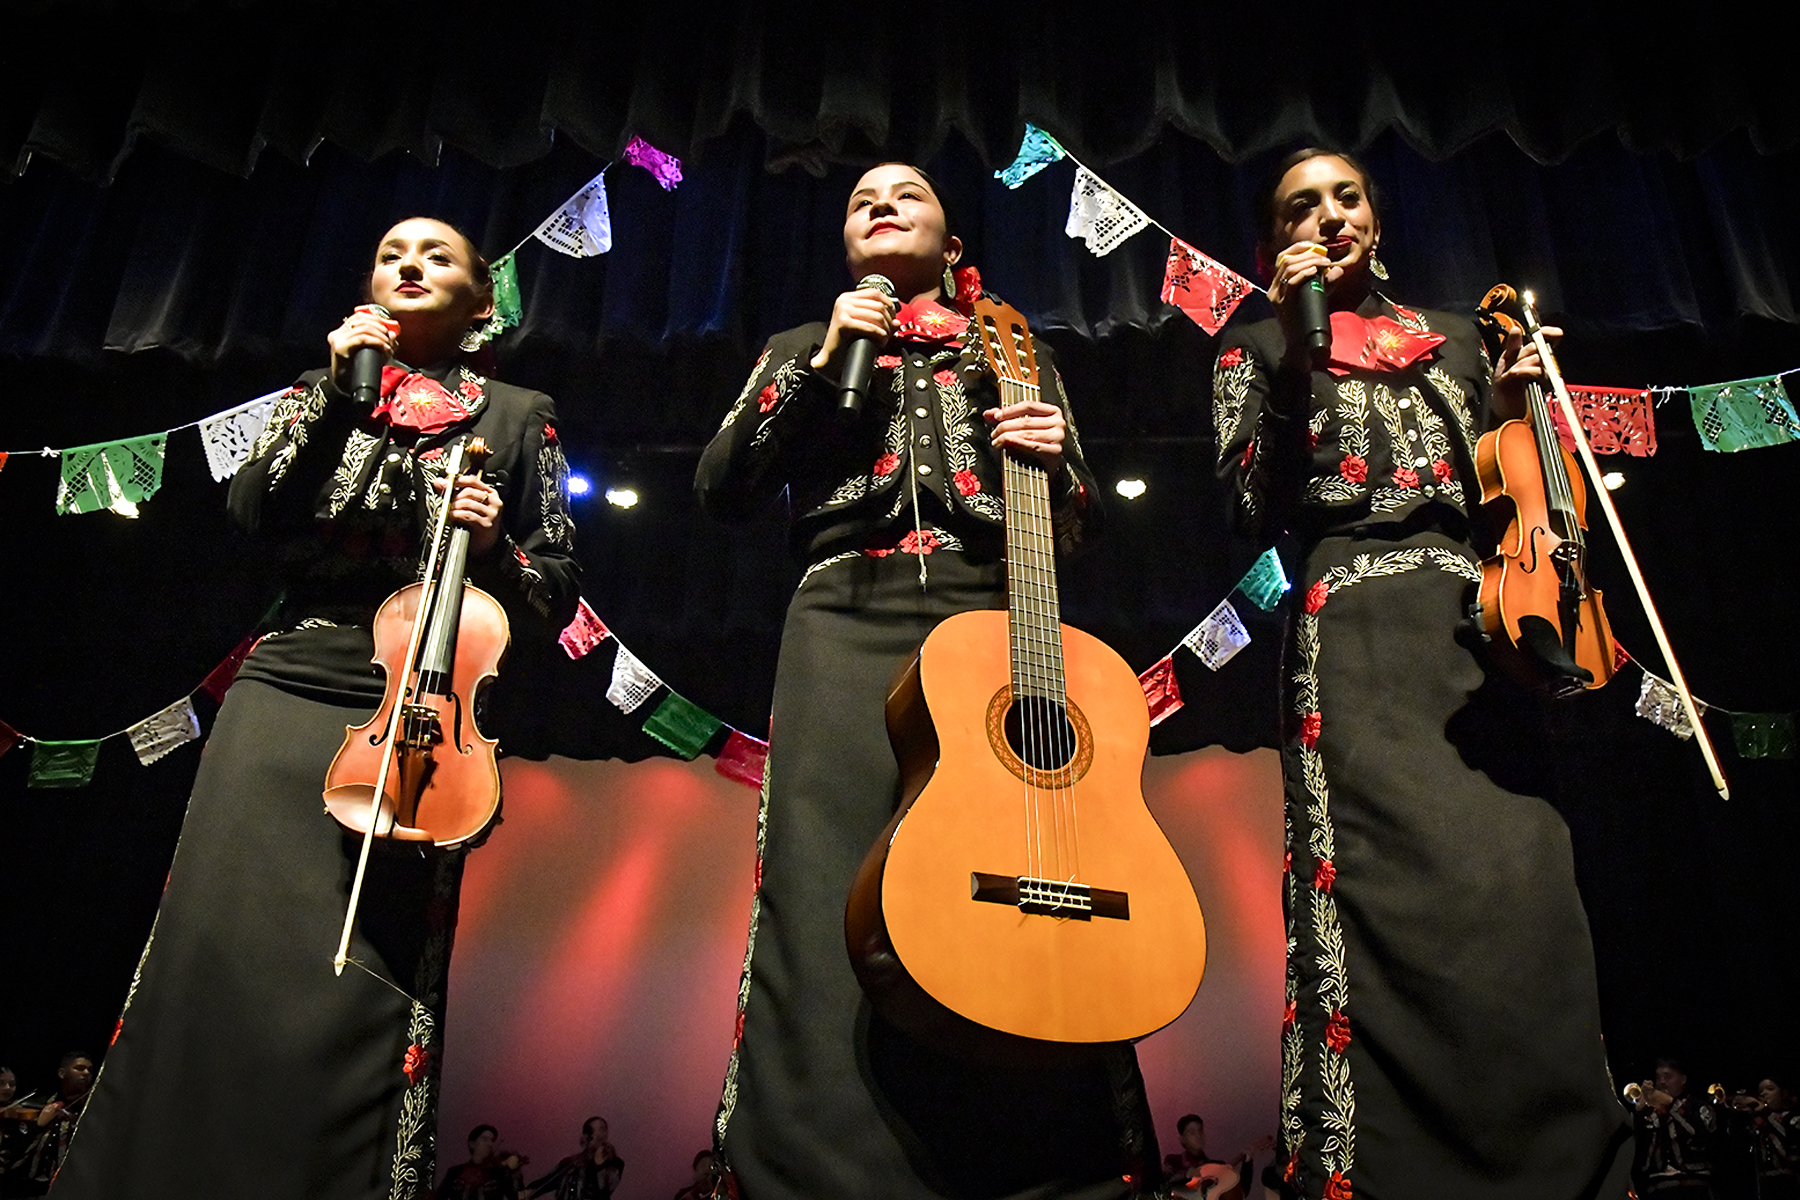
892,299,968,346
1326,312,1445,375
374,367,476,434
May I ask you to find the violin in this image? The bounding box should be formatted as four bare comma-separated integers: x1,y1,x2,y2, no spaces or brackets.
1473,284,1729,799
324,436,511,974
1472,285,1616,695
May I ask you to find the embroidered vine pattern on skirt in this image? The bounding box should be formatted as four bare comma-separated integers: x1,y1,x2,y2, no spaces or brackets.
1285,547,1480,1197
715,767,772,1152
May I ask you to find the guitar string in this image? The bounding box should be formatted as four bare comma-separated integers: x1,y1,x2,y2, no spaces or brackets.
1006,362,1075,893
994,321,1085,897
995,337,1044,888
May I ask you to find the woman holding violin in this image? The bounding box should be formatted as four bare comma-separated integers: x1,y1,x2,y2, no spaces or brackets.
55,218,579,1200
1210,149,1631,1198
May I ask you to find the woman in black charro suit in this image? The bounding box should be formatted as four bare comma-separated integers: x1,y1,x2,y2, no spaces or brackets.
1211,148,1633,1200
696,163,1158,1200
56,218,579,1200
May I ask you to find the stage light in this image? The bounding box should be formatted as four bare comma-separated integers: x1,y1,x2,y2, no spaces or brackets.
1115,478,1147,499
1601,472,1625,491
567,474,593,497
605,487,640,509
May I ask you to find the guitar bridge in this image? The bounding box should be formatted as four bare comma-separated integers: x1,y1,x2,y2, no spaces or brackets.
970,872,1129,921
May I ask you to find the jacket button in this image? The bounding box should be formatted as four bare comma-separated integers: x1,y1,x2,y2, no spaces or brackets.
917,464,933,477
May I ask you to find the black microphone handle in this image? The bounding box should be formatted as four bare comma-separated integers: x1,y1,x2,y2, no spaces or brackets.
349,303,393,408
836,274,897,417
837,337,878,417
1296,273,1330,370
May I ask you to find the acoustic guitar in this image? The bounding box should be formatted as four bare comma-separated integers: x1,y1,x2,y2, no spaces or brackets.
844,295,1207,1049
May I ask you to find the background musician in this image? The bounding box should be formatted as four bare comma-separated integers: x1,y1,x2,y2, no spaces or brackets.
1630,1058,1721,1198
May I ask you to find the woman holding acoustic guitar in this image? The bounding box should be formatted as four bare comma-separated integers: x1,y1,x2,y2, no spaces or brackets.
1211,148,1633,1198
55,218,579,1200
696,164,1158,1199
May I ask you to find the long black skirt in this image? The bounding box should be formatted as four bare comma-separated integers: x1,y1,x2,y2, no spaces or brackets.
1278,530,1632,1200
714,551,1156,1200
55,633,463,1200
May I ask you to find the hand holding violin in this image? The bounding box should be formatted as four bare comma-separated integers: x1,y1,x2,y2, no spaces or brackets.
1490,323,1564,421
434,472,503,557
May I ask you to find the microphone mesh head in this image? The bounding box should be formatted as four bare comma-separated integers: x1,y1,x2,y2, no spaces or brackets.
367,303,392,319
856,274,897,299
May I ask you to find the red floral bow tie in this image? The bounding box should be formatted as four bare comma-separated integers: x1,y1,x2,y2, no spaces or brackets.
1326,312,1445,375
374,367,477,434
893,298,968,346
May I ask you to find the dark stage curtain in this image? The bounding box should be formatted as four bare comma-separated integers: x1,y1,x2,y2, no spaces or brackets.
5,6,1796,185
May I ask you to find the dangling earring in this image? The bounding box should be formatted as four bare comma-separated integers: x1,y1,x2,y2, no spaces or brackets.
943,263,957,298
459,323,489,354
1369,251,1389,281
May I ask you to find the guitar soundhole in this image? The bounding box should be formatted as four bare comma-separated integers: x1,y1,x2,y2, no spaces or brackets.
986,686,1093,788
1004,697,1077,771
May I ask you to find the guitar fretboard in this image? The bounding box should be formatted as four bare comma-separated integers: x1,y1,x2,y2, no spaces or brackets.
995,375,1067,705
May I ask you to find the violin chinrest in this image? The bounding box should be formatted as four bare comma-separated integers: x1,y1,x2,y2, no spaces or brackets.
323,784,436,843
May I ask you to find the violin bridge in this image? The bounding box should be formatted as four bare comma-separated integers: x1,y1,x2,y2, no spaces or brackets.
969,872,1129,921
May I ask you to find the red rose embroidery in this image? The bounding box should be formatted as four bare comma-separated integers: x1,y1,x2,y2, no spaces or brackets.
459,379,482,401
110,1017,124,1046
1393,466,1420,489
933,368,958,388
757,382,780,413
898,529,940,555
1284,1151,1300,1183
876,354,902,369
515,546,532,569
1307,429,1320,450
1313,858,1336,893
1299,711,1321,749
403,1044,431,1085
543,423,559,445
1283,850,1293,875
1325,1009,1352,1055
953,469,981,497
1241,440,1256,469
1304,580,1329,614
873,453,900,477
1325,1170,1353,1200
1339,454,1367,483
733,1010,745,1047
1218,347,1244,368
1282,999,1296,1029
1432,458,1454,484
753,857,763,891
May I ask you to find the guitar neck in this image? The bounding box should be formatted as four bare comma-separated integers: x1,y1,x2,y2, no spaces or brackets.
997,375,1067,703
